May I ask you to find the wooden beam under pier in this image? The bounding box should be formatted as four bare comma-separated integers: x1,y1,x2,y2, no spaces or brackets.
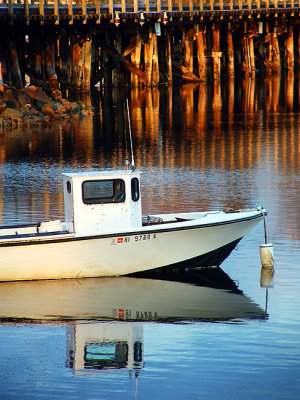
100,40,148,86
172,60,202,82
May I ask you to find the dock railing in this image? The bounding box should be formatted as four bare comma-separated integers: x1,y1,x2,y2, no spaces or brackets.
2,0,299,24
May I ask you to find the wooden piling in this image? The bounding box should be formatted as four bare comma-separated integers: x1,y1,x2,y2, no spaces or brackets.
43,34,62,97
241,30,255,79
112,30,123,87
45,35,56,78
285,25,294,70
272,32,281,72
103,30,112,87
8,0,13,25
25,0,29,25
33,34,43,80
257,35,266,76
68,0,73,24
82,0,87,24
165,27,173,84
39,0,44,24
81,39,91,93
131,28,142,87
70,36,81,90
152,31,159,85
144,29,154,86
183,28,193,75
7,36,23,89
58,31,70,90
54,0,59,24
196,27,206,80
250,36,256,78
212,24,221,80
266,33,273,75
243,35,250,76
296,26,300,67
226,27,235,78
90,34,101,87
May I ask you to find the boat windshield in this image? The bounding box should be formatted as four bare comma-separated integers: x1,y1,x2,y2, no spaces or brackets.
82,179,125,204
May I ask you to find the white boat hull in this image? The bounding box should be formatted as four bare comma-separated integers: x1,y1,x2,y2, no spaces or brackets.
0,210,263,281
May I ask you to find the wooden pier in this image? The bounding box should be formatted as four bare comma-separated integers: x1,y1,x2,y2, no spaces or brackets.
0,0,300,92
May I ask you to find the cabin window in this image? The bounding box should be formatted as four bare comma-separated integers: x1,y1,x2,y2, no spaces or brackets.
66,181,72,194
131,178,140,202
84,342,128,369
82,179,125,204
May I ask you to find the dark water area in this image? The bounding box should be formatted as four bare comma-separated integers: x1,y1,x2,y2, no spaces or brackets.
0,74,299,399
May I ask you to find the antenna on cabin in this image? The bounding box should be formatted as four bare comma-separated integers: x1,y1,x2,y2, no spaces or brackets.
124,103,129,170
126,98,135,171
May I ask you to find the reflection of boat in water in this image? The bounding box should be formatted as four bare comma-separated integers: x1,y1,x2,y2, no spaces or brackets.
66,322,144,374
0,268,265,323
0,268,267,376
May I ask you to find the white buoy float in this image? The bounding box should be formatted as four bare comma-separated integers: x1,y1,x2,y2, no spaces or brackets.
260,243,274,267
259,209,274,268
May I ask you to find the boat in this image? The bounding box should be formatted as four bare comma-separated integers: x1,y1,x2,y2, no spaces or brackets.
0,168,266,281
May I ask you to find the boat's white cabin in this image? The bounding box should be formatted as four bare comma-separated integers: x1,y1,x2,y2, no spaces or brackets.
63,170,142,234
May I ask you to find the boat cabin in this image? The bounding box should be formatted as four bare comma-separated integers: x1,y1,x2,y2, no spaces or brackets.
62,170,142,234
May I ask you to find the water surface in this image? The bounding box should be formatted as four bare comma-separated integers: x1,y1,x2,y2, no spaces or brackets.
0,75,299,399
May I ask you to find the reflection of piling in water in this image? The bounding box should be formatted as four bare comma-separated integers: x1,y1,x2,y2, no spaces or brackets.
0,74,299,224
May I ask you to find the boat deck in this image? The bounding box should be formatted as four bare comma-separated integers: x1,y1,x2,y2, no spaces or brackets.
0,209,261,243
0,220,74,243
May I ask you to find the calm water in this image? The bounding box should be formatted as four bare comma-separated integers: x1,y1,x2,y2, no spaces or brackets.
0,74,299,399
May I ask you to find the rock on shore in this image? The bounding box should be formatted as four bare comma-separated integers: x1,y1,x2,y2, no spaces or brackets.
0,85,94,129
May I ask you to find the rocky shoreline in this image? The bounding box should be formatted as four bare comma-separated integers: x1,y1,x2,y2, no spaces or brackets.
0,85,94,129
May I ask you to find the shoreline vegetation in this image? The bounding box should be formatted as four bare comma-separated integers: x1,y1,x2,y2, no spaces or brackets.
0,84,94,130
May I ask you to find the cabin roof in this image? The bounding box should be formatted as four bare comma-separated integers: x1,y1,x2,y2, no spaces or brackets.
62,170,141,179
